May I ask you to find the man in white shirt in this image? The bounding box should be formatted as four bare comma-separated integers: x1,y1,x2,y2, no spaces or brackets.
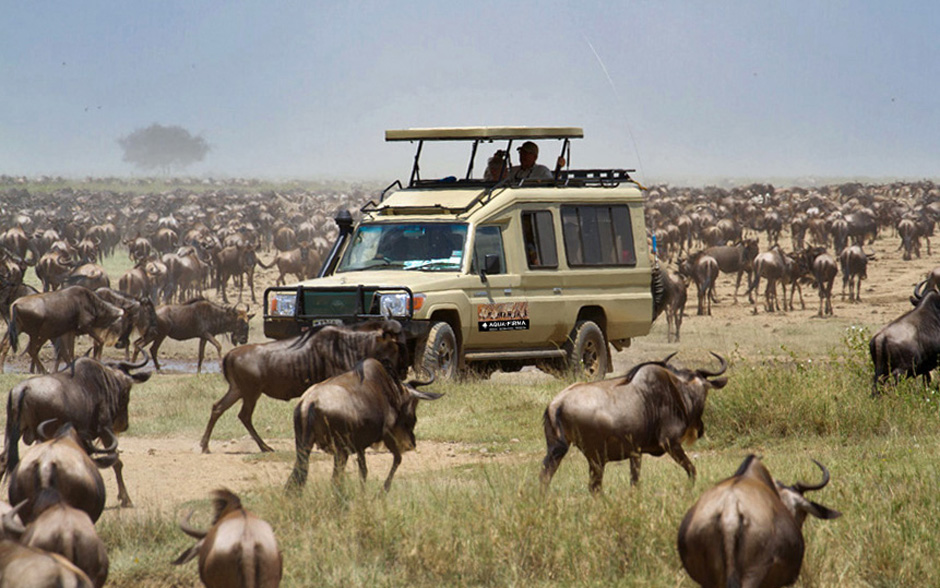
507,141,555,182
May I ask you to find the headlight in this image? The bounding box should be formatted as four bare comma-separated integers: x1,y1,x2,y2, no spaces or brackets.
269,292,297,317
379,292,412,317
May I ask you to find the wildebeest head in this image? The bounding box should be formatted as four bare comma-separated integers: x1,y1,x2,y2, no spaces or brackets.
662,352,728,442
388,372,441,452
229,305,254,346
772,458,842,527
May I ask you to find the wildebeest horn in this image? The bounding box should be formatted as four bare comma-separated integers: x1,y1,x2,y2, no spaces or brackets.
37,419,61,441
660,351,679,365
119,349,150,371
912,280,928,303
697,352,728,378
793,459,830,493
1,499,28,538
178,510,208,540
89,428,118,454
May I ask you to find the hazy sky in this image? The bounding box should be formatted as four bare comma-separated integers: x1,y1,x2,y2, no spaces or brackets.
3,2,938,185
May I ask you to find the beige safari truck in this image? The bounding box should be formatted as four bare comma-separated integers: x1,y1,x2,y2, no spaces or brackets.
263,126,659,380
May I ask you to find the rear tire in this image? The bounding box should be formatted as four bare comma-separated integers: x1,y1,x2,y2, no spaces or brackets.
565,320,608,381
416,321,458,381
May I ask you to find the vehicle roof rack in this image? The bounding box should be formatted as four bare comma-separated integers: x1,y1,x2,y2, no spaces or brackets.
385,126,583,141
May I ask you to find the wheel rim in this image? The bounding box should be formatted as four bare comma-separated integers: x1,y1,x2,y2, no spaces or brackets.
436,334,455,376
581,338,600,377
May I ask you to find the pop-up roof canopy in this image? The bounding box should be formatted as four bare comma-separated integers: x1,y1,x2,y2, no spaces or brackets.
385,126,583,142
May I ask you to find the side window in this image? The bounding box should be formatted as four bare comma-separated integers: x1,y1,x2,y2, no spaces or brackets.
561,204,637,267
521,211,558,269
471,225,505,275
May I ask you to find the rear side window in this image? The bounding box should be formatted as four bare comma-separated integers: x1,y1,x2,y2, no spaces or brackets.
561,205,637,267
521,211,558,269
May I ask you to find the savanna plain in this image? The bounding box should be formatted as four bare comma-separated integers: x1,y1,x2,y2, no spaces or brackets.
2,182,940,587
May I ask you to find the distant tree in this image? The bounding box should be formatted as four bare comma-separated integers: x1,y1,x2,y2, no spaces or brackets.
118,123,210,174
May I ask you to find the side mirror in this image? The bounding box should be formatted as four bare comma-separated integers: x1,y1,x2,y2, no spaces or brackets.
479,253,501,284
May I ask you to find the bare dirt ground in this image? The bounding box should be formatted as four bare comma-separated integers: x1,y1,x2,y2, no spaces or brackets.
6,229,937,517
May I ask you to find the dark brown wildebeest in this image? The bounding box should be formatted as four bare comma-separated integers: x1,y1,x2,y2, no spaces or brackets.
8,286,125,373
117,259,151,299
172,488,282,588
677,455,840,588
63,264,110,291
790,213,808,250
273,226,297,252
161,247,210,303
747,246,790,314
287,358,440,491
200,319,408,453
124,236,153,264
6,422,118,524
661,270,688,342
829,217,849,255
897,217,920,261
869,281,940,393
838,245,869,302
91,288,158,360
2,356,151,508
152,226,179,255
539,353,728,493
209,243,260,304
257,244,321,286
85,223,119,261
135,298,253,373
678,253,719,317
802,247,838,317
0,539,93,587
3,488,109,587
703,239,759,303
35,250,77,292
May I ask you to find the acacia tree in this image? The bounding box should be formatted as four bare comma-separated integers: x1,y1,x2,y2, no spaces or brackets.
118,124,210,174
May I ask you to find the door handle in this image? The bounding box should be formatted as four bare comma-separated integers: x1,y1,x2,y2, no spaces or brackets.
553,287,562,294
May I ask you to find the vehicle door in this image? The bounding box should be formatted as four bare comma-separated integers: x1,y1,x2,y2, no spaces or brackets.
518,208,569,344
465,223,529,350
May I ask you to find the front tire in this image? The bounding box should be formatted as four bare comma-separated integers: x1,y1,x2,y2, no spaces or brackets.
565,320,608,381
416,321,458,381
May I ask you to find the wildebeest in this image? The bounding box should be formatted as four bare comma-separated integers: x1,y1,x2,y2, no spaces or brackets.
677,454,841,588
8,286,126,373
803,247,838,317
0,538,94,587
661,270,688,342
257,244,321,287
3,488,109,587
897,217,921,261
6,423,117,524
679,253,719,317
838,245,870,302
747,246,792,314
287,358,440,491
172,488,283,588
539,353,728,493
200,319,408,453
869,281,940,393
134,297,253,373
703,240,759,303
2,356,151,507
91,287,158,359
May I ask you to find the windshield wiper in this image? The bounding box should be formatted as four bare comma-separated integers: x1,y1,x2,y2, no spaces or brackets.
406,260,460,271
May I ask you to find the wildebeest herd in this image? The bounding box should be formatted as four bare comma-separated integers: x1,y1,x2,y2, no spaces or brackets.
0,177,938,585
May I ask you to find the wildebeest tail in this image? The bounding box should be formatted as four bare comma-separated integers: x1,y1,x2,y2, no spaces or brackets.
722,505,744,588
2,388,25,477
541,405,569,465
286,402,316,489
7,305,18,353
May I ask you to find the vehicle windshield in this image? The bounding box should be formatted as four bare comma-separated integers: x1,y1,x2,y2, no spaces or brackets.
336,222,468,272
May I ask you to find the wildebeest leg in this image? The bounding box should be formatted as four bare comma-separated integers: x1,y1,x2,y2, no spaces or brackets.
356,450,369,486
383,449,402,492
588,459,605,493
237,393,274,453
113,457,133,507
628,455,641,485
149,335,167,371
197,334,223,374
539,442,568,488
201,386,248,453
667,444,697,482
332,450,349,486
26,336,47,374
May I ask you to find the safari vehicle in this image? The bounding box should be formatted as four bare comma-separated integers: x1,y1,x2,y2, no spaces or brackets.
263,126,656,380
